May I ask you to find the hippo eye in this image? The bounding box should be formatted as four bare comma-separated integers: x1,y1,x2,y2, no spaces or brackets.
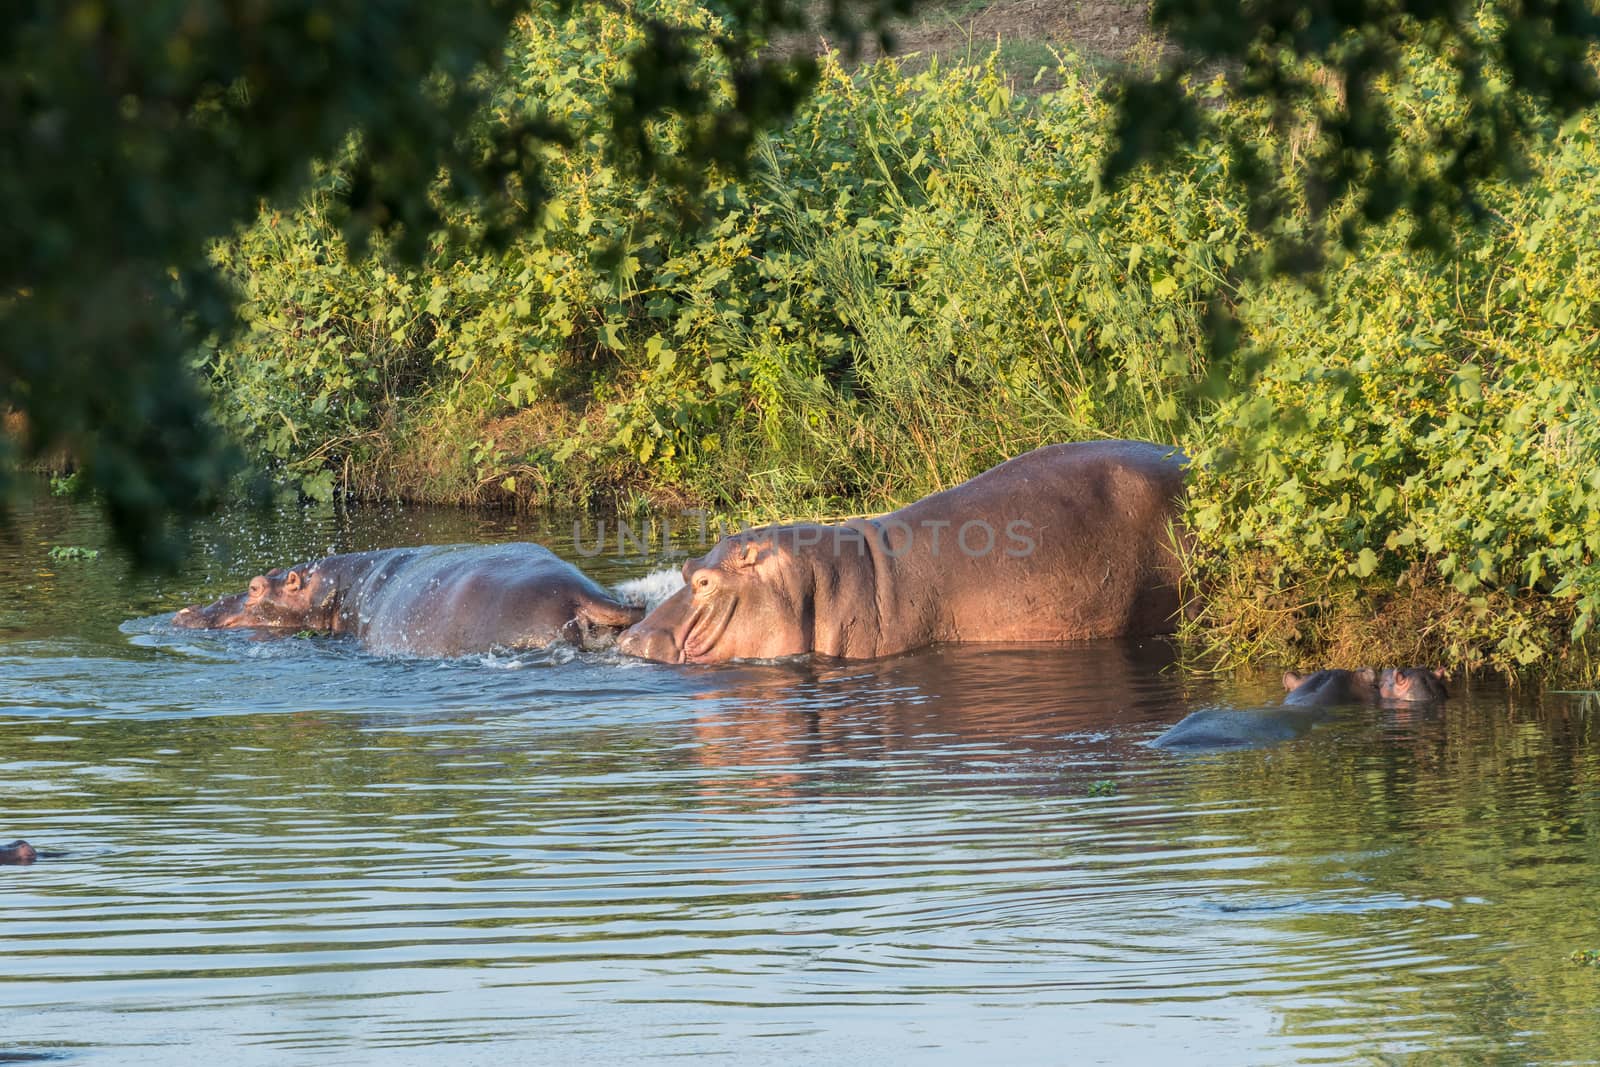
247,577,268,600
693,573,713,592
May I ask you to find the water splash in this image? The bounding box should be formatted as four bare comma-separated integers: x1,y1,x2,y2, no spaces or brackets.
612,567,686,613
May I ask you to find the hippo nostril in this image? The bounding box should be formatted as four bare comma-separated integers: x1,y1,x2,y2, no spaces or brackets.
618,625,677,662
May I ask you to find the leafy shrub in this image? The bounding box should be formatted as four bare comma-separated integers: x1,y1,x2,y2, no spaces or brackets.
208,15,1248,507
202,4,1600,679
1186,98,1600,676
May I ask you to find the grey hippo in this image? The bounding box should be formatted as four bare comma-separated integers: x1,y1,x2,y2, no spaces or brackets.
173,543,643,656
1152,667,1451,749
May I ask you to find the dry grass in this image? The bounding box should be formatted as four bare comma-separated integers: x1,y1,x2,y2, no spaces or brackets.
775,0,1172,90
1180,554,1594,685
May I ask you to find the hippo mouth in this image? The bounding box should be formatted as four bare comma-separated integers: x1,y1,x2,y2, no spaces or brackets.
172,594,250,629
617,584,742,664
680,597,739,663
170,606,206,628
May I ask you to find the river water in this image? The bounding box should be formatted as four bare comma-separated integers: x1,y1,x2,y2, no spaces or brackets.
3,487,1598,1065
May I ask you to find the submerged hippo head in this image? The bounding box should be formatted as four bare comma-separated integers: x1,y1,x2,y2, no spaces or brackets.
617,531,823,663
1282,666,1450,706
1,840,38,865
173,564,329,632
1378,666,1450,703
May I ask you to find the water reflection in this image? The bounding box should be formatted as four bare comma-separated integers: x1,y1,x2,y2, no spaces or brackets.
674,641,1188,805
2,484,1599,1064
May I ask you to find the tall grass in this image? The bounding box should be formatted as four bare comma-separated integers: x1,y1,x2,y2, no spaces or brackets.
715,55,1239,509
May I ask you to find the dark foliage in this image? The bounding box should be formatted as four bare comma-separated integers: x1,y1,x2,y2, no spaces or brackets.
0,0,901,564
1108,0,1600,260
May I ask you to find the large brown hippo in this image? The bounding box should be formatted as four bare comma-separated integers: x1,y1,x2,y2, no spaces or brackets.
618,439,1188,663
173,543,643,657
1152,666,1451,749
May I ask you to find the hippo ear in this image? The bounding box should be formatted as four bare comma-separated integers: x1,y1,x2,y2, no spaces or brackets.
1355,667,1378,685
733,541,762,569
282,570,303,594
1282,671,1306,691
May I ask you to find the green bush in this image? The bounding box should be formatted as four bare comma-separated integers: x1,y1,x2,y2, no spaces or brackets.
207,0,756,499
208,16,1248,510
202,3,1600,679
1187,98,1600,676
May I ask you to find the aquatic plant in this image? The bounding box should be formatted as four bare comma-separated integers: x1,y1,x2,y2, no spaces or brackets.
47,546,100,561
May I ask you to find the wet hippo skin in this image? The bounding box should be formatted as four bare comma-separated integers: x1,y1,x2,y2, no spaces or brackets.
618,439,1188,663
1153,667,1451,749
173,543,643,656
1,840,38,865
1282,666,1451,706
1281,667,1384,706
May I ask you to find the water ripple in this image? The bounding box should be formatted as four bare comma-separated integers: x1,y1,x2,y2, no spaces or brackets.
3,496,1599,1064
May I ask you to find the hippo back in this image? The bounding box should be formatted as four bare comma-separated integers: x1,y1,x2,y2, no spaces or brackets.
891,439,1188,643
1152,707,1330,750
348,543,617,656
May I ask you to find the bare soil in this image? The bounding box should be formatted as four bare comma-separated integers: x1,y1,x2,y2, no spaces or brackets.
791,0,1172,87
887,0,1158,63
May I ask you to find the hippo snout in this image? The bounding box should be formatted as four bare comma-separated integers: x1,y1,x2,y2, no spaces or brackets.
172,603,222,629
171,589,252,629
617,623,681,663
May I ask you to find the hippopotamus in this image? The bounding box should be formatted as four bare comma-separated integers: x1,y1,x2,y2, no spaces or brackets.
1,840,38,865
1152,666,1451,749
618,439,1187,663
1282,666,1450,706
173,543,643,656
1280,667,1384,706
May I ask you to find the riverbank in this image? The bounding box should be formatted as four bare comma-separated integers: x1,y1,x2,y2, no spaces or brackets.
196,4,1597,683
